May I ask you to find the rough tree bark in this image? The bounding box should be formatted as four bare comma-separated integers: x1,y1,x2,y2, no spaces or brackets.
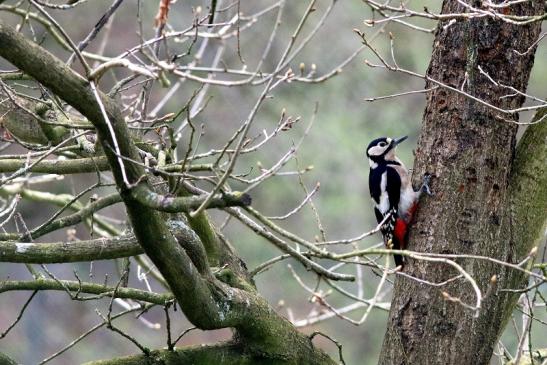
379,2,546,365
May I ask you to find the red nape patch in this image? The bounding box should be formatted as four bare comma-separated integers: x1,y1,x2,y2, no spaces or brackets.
394,219,407,249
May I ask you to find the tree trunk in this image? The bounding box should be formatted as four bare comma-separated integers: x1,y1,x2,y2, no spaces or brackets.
379,1,545,365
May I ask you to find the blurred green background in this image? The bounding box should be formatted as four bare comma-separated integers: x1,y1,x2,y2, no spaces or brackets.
0,1,545,364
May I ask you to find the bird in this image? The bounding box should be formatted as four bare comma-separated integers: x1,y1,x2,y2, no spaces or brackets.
366,136,432,268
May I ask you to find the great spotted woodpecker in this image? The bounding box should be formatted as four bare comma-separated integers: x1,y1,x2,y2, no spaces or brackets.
366,136,431,268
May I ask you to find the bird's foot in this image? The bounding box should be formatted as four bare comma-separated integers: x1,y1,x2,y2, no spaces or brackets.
386,238,394,249
420,173,434,197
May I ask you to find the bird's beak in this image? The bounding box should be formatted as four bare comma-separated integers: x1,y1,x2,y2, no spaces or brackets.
392,136,408,146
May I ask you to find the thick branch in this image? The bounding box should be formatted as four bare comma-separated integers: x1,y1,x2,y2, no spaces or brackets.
0,157,110,174
510,107,547,257
132,185,251,213
82,343,331,365
499,107,547,325
0,235,142,263
0,279,172,305
0,157,211,174
0,91,95,144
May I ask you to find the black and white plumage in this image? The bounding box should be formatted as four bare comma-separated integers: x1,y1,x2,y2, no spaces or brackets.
366,136,427,268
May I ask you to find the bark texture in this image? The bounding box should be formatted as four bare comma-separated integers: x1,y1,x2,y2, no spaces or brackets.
82,344,317,365
379,1,545,365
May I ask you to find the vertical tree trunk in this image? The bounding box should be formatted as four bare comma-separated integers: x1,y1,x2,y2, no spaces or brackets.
379,2,544,364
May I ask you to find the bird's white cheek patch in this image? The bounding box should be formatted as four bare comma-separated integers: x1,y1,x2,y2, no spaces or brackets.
368,145,386,156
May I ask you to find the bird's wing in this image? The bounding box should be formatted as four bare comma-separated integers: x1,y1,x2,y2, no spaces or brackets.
370,166,401,225
385,166,402,213
369,166,384,205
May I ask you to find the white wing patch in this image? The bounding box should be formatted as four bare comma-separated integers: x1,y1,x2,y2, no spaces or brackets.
377,171,390,214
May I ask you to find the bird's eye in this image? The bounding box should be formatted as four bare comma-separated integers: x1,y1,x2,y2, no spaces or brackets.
379,142,387,147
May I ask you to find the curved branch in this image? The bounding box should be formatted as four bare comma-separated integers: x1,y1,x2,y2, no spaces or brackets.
227,207,354,281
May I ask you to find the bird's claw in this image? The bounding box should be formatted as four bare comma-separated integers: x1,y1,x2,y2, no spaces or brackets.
421,173,434,197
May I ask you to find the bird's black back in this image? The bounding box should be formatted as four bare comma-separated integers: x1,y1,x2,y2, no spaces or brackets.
369,164,405,267
369,164,402,215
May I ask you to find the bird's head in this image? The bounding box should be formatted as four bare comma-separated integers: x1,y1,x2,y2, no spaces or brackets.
366,136,407,167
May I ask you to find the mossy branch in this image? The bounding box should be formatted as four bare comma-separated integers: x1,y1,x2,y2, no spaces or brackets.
0,352,17,365
0,279,173,305
131,185,251,213
0,157,110,174
0,235,142,263
499,107,547,326
82,343,334,365
510,107,547,258
0,157,212,175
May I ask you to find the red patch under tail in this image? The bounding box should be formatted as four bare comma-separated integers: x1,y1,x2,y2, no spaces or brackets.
393,219,407,250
